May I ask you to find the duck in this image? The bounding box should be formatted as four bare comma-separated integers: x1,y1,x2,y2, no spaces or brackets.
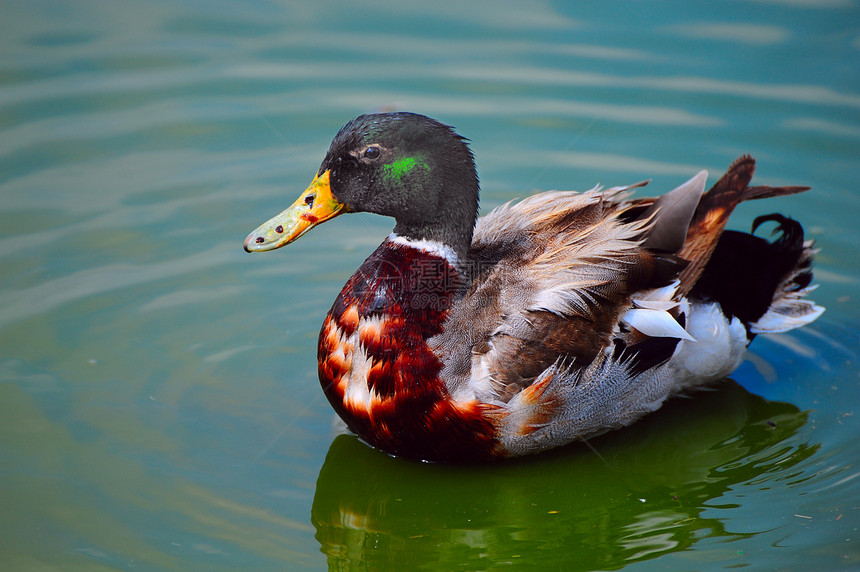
244,112,824,463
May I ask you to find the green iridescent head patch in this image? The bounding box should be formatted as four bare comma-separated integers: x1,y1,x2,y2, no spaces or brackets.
382,156,429,183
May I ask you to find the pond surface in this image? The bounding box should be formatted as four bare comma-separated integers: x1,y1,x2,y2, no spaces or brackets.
2,1,859,570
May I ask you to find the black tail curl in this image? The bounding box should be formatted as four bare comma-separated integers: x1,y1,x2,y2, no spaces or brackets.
689,213,812,333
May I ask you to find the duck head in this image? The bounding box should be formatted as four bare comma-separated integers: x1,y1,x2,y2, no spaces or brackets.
244,112,480,258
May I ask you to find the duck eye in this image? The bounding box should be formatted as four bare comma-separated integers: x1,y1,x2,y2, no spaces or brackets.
363,147,380,159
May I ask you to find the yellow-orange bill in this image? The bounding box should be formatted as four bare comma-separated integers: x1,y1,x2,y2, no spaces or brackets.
243,170,348,252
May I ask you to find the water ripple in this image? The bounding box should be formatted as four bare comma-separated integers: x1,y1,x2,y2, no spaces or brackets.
0,242,237,329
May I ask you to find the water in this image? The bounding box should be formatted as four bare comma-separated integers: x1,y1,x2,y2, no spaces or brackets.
2,1,859,570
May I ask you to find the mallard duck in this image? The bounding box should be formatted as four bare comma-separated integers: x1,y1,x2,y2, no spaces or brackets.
244,112,824,463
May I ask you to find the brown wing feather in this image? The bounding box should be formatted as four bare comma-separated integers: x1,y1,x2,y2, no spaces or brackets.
434,189,667,403
675,155,756,297
742,184,811,201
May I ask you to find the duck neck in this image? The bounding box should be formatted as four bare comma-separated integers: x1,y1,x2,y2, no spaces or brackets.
390,173,479,260
393,215,474,260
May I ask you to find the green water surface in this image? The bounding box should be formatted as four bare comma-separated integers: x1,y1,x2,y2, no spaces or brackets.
2,1,859,570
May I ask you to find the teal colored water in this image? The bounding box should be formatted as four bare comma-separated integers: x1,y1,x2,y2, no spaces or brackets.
2,1,859,570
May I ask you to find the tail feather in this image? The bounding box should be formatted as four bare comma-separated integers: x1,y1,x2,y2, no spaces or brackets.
748,218,824,333
750,284,824,334
688,213,823,335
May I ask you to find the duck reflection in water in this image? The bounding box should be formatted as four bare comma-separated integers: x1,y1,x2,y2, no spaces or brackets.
311,381,816,570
